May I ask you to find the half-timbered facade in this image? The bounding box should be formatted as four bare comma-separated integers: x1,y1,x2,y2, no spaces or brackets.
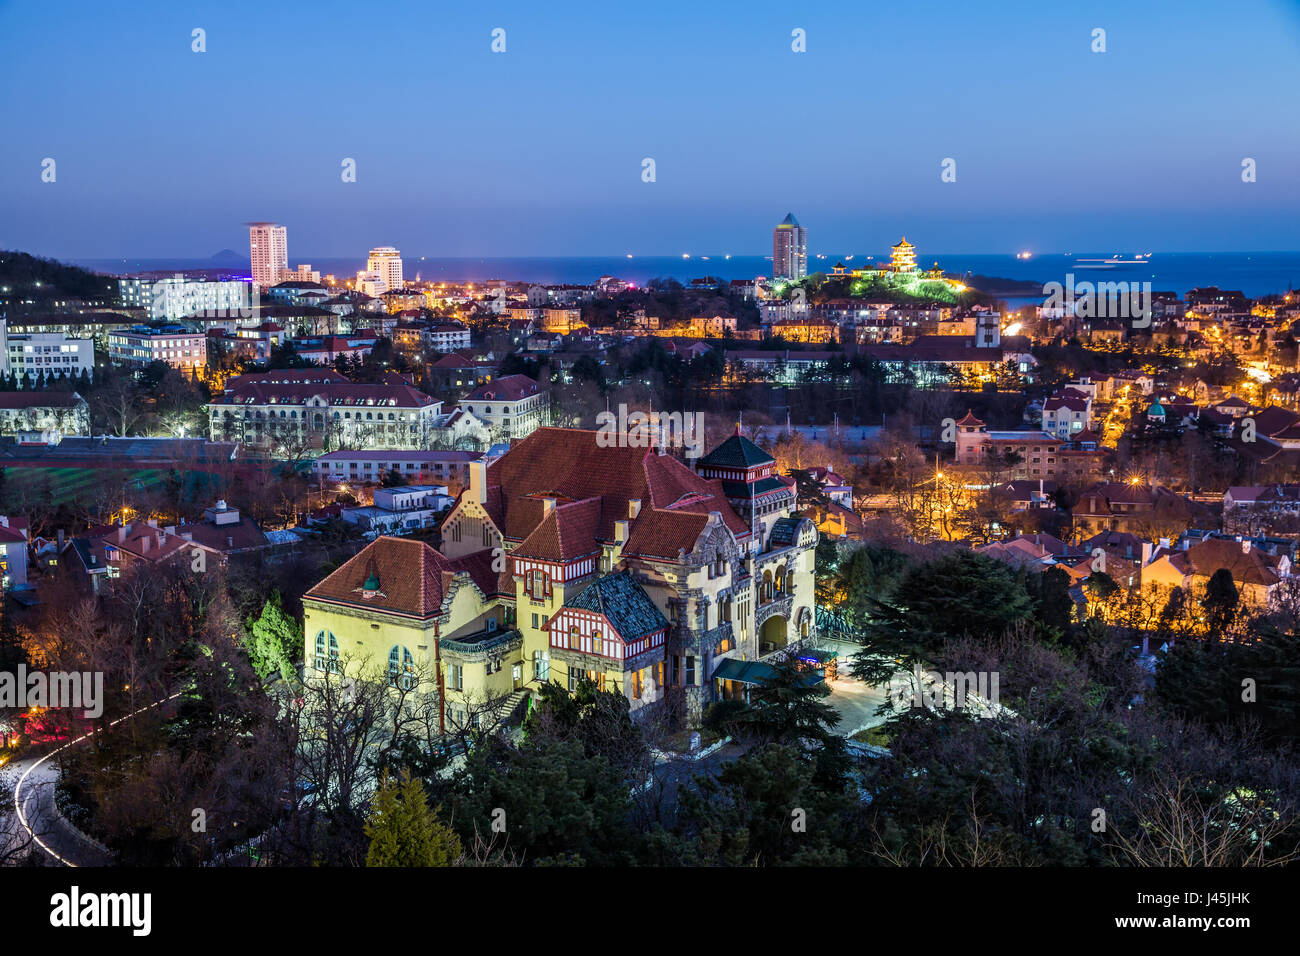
432,425,818,726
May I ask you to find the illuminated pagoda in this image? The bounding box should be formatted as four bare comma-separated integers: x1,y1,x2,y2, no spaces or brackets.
890,237,918,273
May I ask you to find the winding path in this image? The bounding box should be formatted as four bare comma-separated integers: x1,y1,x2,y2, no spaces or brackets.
6,693,181,867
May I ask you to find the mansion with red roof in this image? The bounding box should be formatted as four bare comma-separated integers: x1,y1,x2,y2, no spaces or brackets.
207,368,445,451
301,425,818,731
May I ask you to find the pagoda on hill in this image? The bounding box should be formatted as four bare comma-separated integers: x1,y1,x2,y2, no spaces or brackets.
890,237,918,273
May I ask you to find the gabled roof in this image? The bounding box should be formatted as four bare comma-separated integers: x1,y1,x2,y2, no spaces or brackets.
1183,538,1284,587
1249,406,1300,438
621,508,714,561
475,427,750,549
513,497,604,562
1080,530,1146,559
1005,531,1079,558
465,374,542,402
562,571,668,642
1044,394,1089,412
447,548,513,599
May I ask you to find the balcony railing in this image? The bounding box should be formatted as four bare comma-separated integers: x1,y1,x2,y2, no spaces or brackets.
439,626,521,662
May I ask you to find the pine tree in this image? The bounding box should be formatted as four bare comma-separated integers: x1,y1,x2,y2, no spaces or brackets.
365,771,461,867
245,590,301,678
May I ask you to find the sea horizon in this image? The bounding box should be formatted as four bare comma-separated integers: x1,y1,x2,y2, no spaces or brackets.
66,251,1300,299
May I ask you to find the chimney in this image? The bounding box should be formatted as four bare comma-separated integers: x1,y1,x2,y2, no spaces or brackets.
141,534,151,554
1159,537,1170,548
542,497,556,518
117,526,128,544
1242,539,1251,554
469,460,487,505
628,498,642,519
1141,542,1152,565
615,518,630,544
57,528,65,551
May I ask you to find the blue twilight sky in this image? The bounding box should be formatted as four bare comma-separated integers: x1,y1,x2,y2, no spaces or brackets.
1,0,1299,259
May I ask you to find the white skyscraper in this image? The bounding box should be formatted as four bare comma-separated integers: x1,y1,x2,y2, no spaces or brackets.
367,246,404,292
249,222,288,289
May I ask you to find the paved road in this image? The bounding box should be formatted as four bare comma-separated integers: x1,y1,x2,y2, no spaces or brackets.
3,693,179,867
3,751,112,866
824,675,895,735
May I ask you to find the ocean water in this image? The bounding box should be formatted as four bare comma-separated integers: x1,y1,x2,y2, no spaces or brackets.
75,252,1300,299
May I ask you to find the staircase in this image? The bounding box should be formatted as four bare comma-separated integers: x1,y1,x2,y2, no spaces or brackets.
497,688,532,725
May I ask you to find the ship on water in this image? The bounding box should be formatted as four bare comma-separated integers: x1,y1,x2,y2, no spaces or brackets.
1073,253,1153,269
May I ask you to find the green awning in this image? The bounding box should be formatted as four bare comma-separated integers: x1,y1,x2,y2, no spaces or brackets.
712,658,824,686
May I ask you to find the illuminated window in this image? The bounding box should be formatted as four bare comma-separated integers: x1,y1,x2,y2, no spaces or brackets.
387,645,415,690
314,630,339,672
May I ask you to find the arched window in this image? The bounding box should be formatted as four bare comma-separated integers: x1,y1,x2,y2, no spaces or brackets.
314,630,339,673
388,645,415,689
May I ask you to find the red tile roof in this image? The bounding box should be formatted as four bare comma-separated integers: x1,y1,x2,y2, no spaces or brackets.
513,497,604,562
305,536,457,619
447,549,513,598
469,427,751,563
1183,538,1284,587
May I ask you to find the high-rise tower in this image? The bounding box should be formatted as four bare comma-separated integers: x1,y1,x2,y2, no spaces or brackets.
772,213,807,280
367,247,404,293
249,222,287,289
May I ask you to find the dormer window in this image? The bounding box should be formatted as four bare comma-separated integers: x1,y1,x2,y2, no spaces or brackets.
527,569,552,600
